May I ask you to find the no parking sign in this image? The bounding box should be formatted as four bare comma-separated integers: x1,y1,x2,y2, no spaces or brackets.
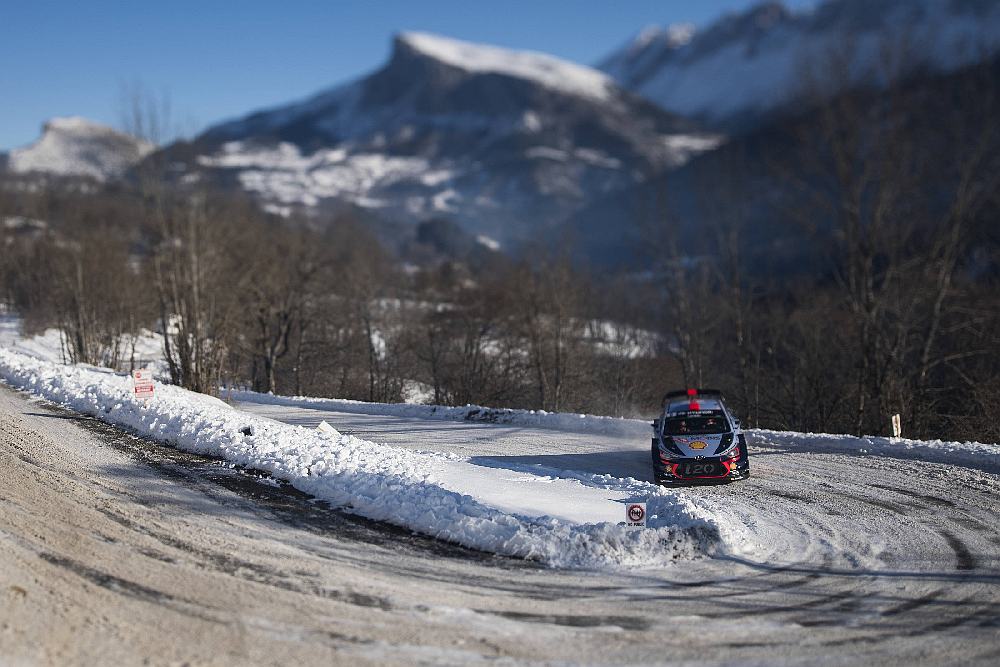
133,369,154,399
626,502,646,529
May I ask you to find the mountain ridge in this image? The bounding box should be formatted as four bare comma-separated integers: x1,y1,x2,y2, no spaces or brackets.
599,0,1000,130
154,31,719,246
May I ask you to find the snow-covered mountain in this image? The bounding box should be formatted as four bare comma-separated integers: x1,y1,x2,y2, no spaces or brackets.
570,49,1000,271
599,0,1000,129
162,32,718,245
6,117,154,181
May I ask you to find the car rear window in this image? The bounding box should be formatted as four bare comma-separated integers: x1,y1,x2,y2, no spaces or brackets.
663,411,729,435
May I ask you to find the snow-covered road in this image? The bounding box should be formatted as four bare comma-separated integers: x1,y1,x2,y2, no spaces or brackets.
4,384,1000,665
1,341,999,664
233,396,1000,663
238,397,1000,574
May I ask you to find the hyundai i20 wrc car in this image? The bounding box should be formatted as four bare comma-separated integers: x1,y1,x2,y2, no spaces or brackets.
651,388,750,486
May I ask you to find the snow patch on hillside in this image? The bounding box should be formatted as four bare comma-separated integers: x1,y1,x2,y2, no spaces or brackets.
661,133,725,166
476,234,501,251
199,141,435,210
0,314,165,372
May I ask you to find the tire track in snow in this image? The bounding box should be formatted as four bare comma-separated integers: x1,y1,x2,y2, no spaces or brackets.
940,530,978,571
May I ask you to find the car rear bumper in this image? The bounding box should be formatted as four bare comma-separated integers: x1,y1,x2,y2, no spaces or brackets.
653,455,750,486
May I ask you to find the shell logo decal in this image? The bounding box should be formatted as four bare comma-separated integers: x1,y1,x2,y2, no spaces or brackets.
690,441,708,450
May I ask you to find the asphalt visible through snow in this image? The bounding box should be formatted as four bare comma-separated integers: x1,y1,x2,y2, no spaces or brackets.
0,384,997,665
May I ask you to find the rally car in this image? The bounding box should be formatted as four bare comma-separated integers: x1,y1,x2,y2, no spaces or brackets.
651,388,749,486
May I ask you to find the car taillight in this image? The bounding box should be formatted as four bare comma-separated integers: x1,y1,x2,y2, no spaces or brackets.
714,433,736,456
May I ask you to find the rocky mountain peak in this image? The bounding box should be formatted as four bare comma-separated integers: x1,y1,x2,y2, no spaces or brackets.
6,116,153,181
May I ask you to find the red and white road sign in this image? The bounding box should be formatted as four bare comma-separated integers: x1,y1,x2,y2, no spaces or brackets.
133,369,154,398
626,502,647,528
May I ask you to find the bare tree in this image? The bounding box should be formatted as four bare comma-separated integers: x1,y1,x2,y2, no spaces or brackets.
152,194,249,393
118,79,173,146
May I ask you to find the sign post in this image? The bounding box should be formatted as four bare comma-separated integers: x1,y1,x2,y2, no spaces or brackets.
626,502,647,529
133,369,155,403
891,413,902,438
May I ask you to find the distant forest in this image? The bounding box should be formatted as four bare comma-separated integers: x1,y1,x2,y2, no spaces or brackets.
2,58,999,444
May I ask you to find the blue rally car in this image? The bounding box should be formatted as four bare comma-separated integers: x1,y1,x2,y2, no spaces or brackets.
651,389,750,486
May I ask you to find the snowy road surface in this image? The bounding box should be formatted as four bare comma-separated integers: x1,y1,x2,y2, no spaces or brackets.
237,400,1000,662
1,377,999,664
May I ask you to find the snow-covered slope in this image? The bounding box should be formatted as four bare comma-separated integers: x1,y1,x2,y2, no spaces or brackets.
599,0,1000,129
7,117,154,181
0,312,166,373
160,32,717,245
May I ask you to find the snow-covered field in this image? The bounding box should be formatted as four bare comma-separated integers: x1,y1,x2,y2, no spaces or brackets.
0,314,167,374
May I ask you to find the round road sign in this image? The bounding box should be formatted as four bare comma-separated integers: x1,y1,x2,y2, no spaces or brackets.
627,504,645,523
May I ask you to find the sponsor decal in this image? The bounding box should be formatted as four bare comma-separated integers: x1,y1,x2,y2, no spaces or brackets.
690,440,708,450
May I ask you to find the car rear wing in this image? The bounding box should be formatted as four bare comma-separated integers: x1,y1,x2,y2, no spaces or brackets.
654,388,724,429
661,388,722,405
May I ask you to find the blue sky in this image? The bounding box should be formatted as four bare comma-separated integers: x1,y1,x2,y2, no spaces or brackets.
0,0,817,150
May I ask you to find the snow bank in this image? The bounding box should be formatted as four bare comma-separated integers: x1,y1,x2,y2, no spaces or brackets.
230,389,652,439
753,429,1000,472
0,349,721,569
